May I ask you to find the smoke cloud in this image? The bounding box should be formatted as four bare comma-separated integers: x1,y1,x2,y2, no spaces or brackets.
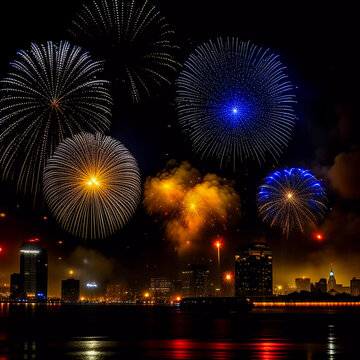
328,150,360,200
143,161,241,253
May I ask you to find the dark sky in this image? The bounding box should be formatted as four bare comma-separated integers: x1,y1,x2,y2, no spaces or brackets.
0,1,359,296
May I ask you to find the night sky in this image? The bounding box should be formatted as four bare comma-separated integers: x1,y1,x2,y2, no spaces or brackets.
0,1,359,296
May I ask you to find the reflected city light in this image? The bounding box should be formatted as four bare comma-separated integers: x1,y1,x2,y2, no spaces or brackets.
328,324,336,360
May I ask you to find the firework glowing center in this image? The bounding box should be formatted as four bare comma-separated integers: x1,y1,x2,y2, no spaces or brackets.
87,176,100,187
44,133,141,240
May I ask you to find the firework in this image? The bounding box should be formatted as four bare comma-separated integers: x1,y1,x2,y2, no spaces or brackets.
69,0,180,102
143,161,240,251
0,41,112,201
176,38,296,169
257,168,327,236
43,133,141,240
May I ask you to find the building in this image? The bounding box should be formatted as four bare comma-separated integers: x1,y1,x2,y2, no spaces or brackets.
10,273,22,300
328,269,336,291
0,284,9,301
235,242,272,298
20,239,48,301
182,264,210,297
105,284,135,303
295,277,311,292
351,278,360,296
61,279,80,303
106,284,122,302
312,278,327,294
325,269,349,294
150,277,174,300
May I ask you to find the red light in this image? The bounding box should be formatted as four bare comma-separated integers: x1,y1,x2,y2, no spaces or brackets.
214,238,222,248
314,233,323,242
223,272,234,283
29,238,40,242
0,247,3,253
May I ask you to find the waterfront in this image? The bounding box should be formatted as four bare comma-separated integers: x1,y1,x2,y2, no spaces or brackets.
0,304,359,359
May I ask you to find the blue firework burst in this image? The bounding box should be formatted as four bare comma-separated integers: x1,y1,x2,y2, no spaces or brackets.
257,168,327,236
176,38,296,168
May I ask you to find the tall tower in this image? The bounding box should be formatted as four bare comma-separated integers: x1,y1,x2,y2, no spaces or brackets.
20,239,48,301
328,268,336,292
235,242,273,298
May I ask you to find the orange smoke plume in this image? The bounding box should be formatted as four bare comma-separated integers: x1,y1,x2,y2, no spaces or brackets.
143,161,241,252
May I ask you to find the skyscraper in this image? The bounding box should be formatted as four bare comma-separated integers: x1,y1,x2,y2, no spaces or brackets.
20,239,48,301
10,273,22,300
150,277,174,301
328,269,336,291
182,264,210,297
235,242,273,298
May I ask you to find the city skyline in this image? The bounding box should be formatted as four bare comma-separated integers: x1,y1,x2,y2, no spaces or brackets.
3,238,360,300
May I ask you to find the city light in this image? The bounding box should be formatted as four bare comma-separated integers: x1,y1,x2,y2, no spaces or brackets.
86,282,98,288
254,302,360,308
0,247,3,253
0,213,6,218
287,193,293,199
224,272,233,282
20,250,40,254
176,296,182,301
144,292,150,298
69,270,74,276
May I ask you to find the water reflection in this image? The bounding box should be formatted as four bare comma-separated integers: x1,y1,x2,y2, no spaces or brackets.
144,338,290,359
327,324,336,360
0,305,357,359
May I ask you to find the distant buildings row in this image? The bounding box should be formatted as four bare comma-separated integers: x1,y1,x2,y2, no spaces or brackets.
294,269,360,296
5,239,360,303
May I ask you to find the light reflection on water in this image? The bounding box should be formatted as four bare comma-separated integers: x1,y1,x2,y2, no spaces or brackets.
0,337,332,360
1,304,357,359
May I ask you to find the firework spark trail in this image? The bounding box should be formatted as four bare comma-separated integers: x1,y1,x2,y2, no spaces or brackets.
176,38,296,169
43,132,141,240
143,161,241,252
0,41,112,202
257,168,327,236
69,0,180,103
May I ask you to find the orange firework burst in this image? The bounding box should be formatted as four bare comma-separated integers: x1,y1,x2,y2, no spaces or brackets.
143,161,241,251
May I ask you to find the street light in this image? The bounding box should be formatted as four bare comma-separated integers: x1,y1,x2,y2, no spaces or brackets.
214,239,222,294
